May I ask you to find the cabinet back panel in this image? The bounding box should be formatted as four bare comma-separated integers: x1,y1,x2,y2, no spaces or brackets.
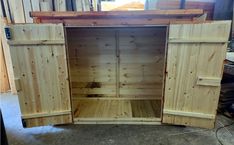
66,27,167,121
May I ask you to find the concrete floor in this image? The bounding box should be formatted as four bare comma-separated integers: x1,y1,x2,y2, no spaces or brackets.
0,93,234,145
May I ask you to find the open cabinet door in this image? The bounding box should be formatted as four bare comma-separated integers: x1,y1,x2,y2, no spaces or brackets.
7,24,72,127
163,21,231,128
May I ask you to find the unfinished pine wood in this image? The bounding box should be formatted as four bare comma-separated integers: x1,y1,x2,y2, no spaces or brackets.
67,28,117,98
67,27,166,101
31,0,40,11
163,21,231,129
54,0,67,11
196,76,221,87
8,24,72,127
67,27,165,124
40,1,53,11
41,18,202,26
30,9,204,18
10,0,25,23
119,27,167,99
23,0,33,23
72,99,161,122
82,0,90,11
2,0,12,23
40,0,55,11
74,0,83,11
0,19,16,93
0,39,10,93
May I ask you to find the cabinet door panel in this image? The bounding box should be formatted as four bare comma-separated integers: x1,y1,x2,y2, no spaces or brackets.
8,24,72,127
163,21,231,128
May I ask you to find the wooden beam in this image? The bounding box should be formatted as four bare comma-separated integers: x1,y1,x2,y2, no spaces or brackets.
22,110,71,119
74,117,162,125
8,40,65,45
30,9,204,19
168,38,228,43
196,76,221,87
39,18,204,26
163,110,215,119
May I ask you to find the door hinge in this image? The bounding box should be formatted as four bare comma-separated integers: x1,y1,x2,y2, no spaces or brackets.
4,27,11,40
21,118,27,128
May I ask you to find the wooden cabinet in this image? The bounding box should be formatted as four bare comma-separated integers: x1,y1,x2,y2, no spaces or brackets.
7,21,231,128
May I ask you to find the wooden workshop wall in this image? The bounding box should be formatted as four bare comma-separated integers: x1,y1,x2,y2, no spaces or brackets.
2,0,99,23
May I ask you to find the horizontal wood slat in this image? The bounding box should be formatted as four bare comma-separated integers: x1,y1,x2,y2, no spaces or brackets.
163,110,215,119
74,117,161,122
22,110,72,119
196,76,221,87
168,38,228,43
8,40,65,45
14,78,21,92
30,9,204,18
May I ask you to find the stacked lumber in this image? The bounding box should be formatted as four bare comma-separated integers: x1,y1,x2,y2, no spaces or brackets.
1,0,99,23
1,0,216,23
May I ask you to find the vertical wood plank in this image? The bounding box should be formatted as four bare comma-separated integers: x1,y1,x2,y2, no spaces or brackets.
40,1,52,11
23,0,33,23
66,0,73,11
31,0,40,11
82,0,90,11
74,0,83,11
54,0,67,11
10,0,25,23
2,0,12,23
0,39,10,93
0,19,16,93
